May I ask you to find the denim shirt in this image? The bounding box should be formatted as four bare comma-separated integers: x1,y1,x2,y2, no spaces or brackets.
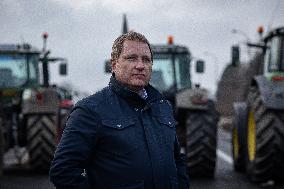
49,76,189,189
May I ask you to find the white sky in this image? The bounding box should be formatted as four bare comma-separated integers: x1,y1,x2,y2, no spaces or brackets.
1,0,284,95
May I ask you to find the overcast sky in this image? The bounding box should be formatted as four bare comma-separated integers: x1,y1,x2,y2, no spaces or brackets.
1,0,284,95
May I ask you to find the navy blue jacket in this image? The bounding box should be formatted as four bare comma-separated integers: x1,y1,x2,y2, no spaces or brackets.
49,76,189,189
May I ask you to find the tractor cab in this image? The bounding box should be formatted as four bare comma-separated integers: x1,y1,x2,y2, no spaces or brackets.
150,38,192,105
0,44,40,89
150,36,205,109
0,44,40,106
263,28,284,80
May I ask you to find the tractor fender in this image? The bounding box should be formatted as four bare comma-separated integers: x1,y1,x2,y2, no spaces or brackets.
176,88,209,111
253,76,284,110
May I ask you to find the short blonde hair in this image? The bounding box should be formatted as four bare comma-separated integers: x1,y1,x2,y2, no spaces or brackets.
111,31,153,63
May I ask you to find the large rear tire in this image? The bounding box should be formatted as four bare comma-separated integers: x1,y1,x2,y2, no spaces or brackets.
26,114,57,172
246,87,284,183
185,101,219,177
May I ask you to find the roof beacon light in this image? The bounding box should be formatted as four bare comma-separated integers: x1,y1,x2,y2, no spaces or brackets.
167,35,174,45
43,32,49,39
257,26,264,35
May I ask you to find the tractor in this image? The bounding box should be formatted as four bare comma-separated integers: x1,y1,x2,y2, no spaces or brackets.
150,37,219,178
217,27,284,183
0,33,72,175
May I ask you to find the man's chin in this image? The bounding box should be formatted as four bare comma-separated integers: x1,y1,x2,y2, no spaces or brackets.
128,81,147,91
131,79,147,85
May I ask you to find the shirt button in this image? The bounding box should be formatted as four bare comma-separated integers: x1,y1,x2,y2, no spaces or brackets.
168,122,171,125
134,108,139,111
160,100,164,103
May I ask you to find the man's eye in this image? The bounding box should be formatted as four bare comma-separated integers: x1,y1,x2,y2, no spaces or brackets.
126,57,135,61
143,58,151,64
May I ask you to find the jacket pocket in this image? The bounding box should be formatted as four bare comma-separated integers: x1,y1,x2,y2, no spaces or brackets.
156,116,177,128
101,118,142,155
156,116,177,151
102,118,136,130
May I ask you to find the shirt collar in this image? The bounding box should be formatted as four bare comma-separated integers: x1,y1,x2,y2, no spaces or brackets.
109,75,163,103
138,88,148,99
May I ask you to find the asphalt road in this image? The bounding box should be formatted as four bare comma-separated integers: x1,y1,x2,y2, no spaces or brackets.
0,128,283,189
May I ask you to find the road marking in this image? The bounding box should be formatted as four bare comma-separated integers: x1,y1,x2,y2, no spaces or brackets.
217,149,233,164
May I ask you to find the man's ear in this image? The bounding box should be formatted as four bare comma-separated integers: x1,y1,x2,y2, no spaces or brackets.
111,60,116,72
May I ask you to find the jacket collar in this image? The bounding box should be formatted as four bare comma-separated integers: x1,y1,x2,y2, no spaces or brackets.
109,75,163,105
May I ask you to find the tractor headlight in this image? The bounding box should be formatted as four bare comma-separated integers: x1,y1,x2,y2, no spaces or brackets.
22,88,44,102
22,89,33,101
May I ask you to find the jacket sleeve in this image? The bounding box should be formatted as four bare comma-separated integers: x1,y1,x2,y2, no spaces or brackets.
174,135,190,189
49,105,99,189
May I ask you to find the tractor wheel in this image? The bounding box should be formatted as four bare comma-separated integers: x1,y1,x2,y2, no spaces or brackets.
246,87,284,183
232,102,247,172
185,101,219,177
26,114,57,172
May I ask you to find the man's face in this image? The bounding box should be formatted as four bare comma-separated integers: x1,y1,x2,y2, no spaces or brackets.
112,40,152,92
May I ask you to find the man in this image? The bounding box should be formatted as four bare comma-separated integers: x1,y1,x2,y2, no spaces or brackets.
49,31,189,189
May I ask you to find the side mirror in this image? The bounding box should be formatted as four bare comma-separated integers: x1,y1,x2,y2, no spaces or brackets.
104,60,112,73
196,60,205,73
231,45,240,66
59,63,67,75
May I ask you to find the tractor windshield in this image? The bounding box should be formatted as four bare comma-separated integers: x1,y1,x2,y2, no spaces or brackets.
0,54,38,88
150,53,191,93
266,35,284,72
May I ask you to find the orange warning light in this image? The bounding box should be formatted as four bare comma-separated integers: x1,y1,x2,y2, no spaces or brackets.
257,26,264,35
167,35,174,44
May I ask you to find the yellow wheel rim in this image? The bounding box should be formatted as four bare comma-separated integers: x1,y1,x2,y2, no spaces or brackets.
248,111,256,161
232,127,239,160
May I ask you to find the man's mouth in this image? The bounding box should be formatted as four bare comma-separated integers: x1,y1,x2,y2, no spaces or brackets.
132,74,146,79
133,73,145,76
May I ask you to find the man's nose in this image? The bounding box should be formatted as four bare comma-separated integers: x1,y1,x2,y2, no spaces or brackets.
134,58,145,69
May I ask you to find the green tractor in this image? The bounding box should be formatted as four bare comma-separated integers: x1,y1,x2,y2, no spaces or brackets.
0,33,72,175
150,38,219,178
217,27,284,183
105,37,219,177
